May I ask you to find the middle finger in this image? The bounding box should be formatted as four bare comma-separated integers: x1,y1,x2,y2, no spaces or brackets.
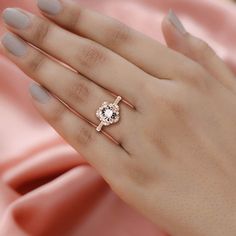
3,8,150,108
1,33,136,145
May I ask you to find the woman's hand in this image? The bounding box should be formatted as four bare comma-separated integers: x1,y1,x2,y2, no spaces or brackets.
1,1,236,235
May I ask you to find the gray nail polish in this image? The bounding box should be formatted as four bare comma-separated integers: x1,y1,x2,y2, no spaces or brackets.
29,83,51,104
1,33,28,57
168,9,187,35
3,8,30,29
37,0,62,15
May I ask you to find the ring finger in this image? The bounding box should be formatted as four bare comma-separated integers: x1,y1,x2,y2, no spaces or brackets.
0,33,136,147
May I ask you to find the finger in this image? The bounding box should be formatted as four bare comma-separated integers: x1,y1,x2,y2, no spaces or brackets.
162,10,236,91
2,8,147,107
0,33,135,146
28,83,129,184
36,0,201,82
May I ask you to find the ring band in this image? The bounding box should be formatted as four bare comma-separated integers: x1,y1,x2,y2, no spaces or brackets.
96,96,122,132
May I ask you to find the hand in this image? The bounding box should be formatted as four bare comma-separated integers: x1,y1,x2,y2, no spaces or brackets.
1,1,236,235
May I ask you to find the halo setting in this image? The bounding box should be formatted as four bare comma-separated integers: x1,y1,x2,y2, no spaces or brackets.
96,96,122,132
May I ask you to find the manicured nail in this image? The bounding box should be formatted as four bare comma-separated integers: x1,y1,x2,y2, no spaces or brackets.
167,9,187,35
29,83,51,104
2,8,30,29
1,33,28,57
37,0,62,15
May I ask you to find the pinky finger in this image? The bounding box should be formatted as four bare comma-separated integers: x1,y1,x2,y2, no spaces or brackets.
29,83,128,181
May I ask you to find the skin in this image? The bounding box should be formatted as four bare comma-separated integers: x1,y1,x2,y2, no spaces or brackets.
1,1,236,235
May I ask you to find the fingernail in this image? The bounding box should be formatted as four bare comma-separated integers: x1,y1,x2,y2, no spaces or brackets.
29,83,51,104
1,33,28,57
37,0,62,15
167,9,187,35
2,8,30,29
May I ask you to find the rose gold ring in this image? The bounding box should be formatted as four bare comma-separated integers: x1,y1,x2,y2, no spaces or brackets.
96,96,122,132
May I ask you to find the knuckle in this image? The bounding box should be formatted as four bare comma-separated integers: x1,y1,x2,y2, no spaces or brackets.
63,6,81,31
155,94,186,117
32,19,50,44
78,43,106,69
165,97,186,116
28,52,46,74
105,20,131,47
158,90,187,117
148,85,187,117
149,131,168,154
125,162,152,187
75,126,94,146
67,79,90,103
48,102,66,124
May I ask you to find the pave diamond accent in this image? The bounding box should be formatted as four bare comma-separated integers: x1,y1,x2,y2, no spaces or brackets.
96,96,122,132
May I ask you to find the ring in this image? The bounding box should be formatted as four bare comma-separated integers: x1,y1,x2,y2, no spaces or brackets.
96,96,122,132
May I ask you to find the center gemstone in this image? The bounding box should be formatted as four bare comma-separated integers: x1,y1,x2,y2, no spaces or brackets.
104,109,113,118
96,102,120,126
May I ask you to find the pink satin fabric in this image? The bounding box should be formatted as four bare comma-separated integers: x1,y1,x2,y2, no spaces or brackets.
1,0,236,235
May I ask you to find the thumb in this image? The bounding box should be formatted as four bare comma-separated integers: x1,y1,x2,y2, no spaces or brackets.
161,10,235,89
